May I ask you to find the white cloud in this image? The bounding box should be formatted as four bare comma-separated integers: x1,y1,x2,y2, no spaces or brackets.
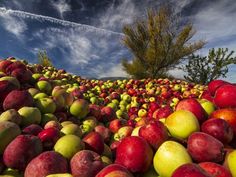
0,10,27,38
193,0,236,43
97,63,128,78
51,0,71,19
98,0,142,31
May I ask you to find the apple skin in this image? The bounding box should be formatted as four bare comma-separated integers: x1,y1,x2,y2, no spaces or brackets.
94,125,111,143
24,151,68,177
209,108,236,136
35,80,52,95
201,118,234,144
22,124,43,135
83,131,104,155
101,106,116,122
60,123,82,137
35,97,57,114
115,136,153,173
214,84,236,109
152,105,173,119
198,99,216,116
0,121,21,154
0,76,20,89
70,150,104,177
187,132,225,163
3,90,34,111
115,126,133,141
199,162,232,177
175,98,207,124
172,163,212,177
69,99,89,119
38,127,60,150
227,150,236,177
18,106,42,127
0,80,18,107
0,109,22,125
153,141,192,177
165,110,200,140
108,119,124,133
208,80,228,96
3,134,43,171
139,120,169,150
54,134,83,159
95,164,134,177
0,60,13,73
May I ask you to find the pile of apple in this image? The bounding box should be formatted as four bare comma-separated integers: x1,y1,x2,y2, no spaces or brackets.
0,57,236,177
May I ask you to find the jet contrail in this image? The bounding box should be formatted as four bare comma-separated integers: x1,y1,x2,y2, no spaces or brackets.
0,7,124,36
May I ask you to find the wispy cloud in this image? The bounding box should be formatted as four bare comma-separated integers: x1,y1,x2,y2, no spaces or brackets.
0,9,27,38
51,0,71,19
193,0,236,43
0,7,123,35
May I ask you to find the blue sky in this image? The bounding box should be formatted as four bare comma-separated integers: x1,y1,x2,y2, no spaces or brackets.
0,0,236,82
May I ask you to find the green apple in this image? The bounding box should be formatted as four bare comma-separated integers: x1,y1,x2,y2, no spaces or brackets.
18,107,41,127
165,110,200,140
198,99,216,116
60,123,82,137
28,88,40,97
227,150,236,177
0,109,22,125
131,126,142,136
61,121,73,127
122,94,131,102
33,92,48,99
138,109,148,117
32,73,43,81
35,80,52,95
35,97,56,114
0,121,21,154
54,134,83,159
69,99,89,119
82,116,98,130
90,96,98,104
153,141,192,177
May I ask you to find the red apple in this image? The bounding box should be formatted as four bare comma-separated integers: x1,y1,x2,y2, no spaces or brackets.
83,131,104,155
24,151,68,177
175,98,207,124
115,136,153,173
3,90,34,110
201,118,234,144
152,105,173,119
38,127,60,149
208,80,228,96
172,163,212,177
94,125,111,143
199,162,232,177
95,164,134,177
209,108,236,135
187,132,225,163
139,120,169,150
214,84,236,109
70,150,104,177
3,134,43,170
109,119,124,133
